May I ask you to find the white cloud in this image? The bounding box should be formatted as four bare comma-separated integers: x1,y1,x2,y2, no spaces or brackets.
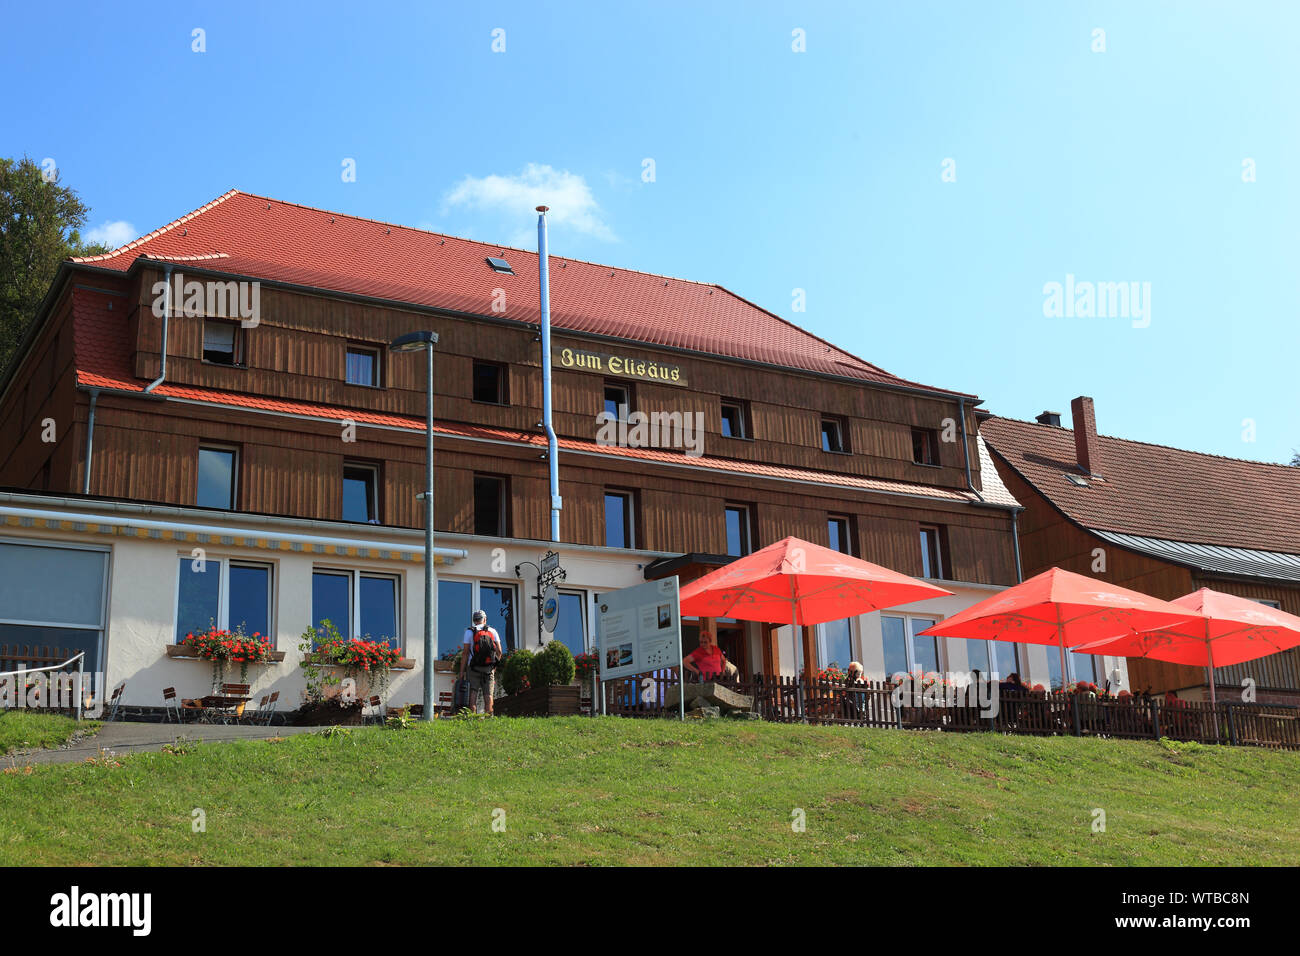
443,164,616,243
83,220,137,248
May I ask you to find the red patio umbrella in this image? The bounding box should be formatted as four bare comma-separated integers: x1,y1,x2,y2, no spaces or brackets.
918,567,1198,689
1072,588,1300,706
678,536,953,675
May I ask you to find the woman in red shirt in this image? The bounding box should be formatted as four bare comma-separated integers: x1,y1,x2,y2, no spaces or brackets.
683,629,729,681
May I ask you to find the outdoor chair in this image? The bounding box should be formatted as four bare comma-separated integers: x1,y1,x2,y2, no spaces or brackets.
161,686,183,723
435,691,453,717
245,694,270,724
364,695,384,725
263,691,280,725
105,682,126,721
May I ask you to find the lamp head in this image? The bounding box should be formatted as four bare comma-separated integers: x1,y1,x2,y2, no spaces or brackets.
389,330,439,352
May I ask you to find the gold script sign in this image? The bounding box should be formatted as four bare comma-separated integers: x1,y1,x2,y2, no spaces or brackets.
554,345,687,387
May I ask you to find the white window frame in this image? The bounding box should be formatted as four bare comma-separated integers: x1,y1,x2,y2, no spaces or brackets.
821,416,846,453
202,318,241,366
604,490,636,549
175,555,275,644
441,577,519,654
343,462,380,524
720,399,748,440
312,567,401,650
963,638,1020,680
197,444,239,510
816,617,856,670
882,613,942,676
603,381,631,421
553,587,591,655
724,503,753,557
345,344,382,387
919,525,945,579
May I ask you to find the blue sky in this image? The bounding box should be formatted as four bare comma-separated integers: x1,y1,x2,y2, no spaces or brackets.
3,1,1296,462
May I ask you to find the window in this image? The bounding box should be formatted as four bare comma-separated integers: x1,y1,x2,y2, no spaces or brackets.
818,619,853,671
311,569,401,649
343,463,379,523
436,579,517,656
1045,647,1101,690
720,399,749,439
882,615,940,678
605,491,635,549
552,590,589,658
821,416,847,453
604,382,631,420
828,515,853,555
0,541,108,675
175,557,272,643
486,256,514,275
960,639,1020,680
473,475,508,537
911,427,938,465
197,446,237,510
202,319,240,365
346,345,380,387
473,362,507,404
724,504,753,557
919,525,947,579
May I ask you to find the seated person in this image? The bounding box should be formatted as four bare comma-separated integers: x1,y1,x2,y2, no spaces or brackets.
999,672,1027,696
682,630,735,682
845,661,866,685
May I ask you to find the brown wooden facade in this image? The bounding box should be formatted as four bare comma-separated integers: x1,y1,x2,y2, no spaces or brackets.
0,261,1020,589
991,455,1300,699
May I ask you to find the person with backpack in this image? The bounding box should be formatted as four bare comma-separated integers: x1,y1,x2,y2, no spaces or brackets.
461,609,503,715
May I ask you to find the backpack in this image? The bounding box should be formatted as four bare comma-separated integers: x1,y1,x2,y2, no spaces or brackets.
469,627,502,669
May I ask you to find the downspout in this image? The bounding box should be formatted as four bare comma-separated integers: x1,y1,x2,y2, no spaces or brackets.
144,262,173,392
537,206,561,542
82,388,99,494
1011,509,1024,583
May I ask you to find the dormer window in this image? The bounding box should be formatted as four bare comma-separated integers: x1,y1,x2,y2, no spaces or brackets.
203,319,241,366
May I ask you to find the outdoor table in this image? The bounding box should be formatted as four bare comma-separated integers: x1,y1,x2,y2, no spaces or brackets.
196,694,251,724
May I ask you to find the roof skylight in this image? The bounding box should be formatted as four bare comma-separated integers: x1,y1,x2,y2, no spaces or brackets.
486,256,514,275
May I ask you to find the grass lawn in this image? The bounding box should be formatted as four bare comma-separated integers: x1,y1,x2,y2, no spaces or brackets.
0,716,1296,865
0,712,98,755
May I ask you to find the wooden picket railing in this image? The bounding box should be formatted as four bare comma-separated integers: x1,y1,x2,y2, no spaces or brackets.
596,672,1300,751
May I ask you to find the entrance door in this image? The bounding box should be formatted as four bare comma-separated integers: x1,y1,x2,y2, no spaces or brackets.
716,624,747,680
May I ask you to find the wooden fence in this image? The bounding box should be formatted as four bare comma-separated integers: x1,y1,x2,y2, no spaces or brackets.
597,672,1300,750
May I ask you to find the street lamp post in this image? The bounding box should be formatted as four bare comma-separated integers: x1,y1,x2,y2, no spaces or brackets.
389,330,440,721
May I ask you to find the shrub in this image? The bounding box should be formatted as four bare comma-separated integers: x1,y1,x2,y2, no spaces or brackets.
531,640,575,688
499,648,535,696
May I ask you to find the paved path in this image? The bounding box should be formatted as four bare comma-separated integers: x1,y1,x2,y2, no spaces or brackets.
6,721,324,766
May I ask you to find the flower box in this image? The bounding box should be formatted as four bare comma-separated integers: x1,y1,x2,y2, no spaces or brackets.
434,660,458,673
495,684,581,717
166,644,286,663
301,654,415,670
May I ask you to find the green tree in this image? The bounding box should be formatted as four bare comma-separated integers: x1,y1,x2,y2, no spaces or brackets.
0,156,110,370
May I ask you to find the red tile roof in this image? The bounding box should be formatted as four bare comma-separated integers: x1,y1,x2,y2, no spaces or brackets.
72,288,976,505
982,416,1300,555
70,189,969,395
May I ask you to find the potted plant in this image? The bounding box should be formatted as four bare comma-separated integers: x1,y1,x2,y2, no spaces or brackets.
496,641,580,717
294,619,404,725
173,624,279,688
435,648,462,673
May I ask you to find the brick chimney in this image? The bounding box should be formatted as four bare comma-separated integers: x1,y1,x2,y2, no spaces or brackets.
1071,396,1102,476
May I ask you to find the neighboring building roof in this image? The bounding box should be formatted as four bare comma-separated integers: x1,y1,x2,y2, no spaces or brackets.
72,289,984,507
69,189,972,396
982,415,1300,558
975,434,1022,508
1091,531,1300,584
